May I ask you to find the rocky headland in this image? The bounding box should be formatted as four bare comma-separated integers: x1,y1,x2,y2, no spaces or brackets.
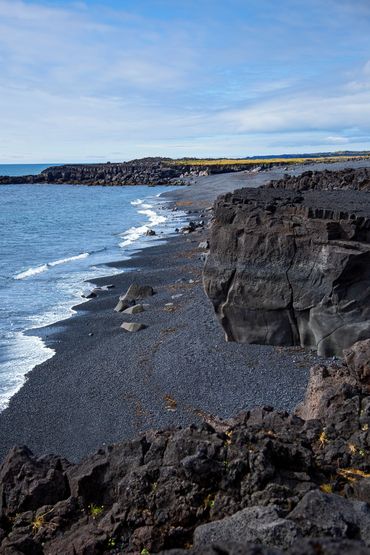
0,158,272,187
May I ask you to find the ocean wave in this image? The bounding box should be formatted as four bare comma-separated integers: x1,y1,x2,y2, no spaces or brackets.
119,203,167,248
14,252,90,280
0,331,55,411
14,264,49,280
48,253,89,267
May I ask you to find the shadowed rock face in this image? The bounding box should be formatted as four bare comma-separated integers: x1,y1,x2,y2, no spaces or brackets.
203,188,370,356
1,340,370,553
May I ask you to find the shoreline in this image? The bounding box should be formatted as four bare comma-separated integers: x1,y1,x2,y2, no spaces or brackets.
0,187,186,412
1,160,369,463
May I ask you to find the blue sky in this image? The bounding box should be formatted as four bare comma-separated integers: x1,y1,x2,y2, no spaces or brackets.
1,0,370,162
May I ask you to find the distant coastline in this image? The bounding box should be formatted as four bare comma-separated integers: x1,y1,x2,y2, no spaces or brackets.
1,152,370,186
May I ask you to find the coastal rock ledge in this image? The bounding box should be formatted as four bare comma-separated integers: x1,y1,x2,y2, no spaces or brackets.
204,187,370,356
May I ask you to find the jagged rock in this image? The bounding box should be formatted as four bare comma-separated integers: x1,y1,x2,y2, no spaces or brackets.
121,322,146,332
122,304,145,315
344,339,370,392
294,363,357,420
193,506,300,550
161,543,283,554
288,490,370,545
288,538,370,554
1,343,370,554
0,447,69,517
266,167,370,192
120,283,154,302
204,187,370,356
162,539,370,555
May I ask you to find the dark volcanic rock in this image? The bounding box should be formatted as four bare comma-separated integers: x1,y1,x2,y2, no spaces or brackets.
203,187,370,356
1,340,370,553
0,157,268,187
266,167,370,192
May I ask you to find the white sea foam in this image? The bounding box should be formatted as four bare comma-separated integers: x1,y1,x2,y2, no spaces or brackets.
120,199,167,248
0,331,55,411
14,252,90,280
3,193,180,411
49,253,89,267
14,264,49,280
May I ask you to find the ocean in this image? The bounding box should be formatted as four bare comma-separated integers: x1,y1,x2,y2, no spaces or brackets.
0,164,59,176
0,168,185,410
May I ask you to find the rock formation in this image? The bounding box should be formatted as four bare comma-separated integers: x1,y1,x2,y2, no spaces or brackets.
266,167,370,192
0,158,268,187
1,340,370,553
203,187,370,356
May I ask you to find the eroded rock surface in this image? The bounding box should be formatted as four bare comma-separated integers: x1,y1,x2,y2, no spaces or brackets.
1,340,370,553
203,187,370,356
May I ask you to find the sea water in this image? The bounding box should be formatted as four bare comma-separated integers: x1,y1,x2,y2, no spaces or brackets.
0,178,185,410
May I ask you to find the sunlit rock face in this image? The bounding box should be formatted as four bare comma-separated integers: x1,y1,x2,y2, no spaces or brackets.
204,187,370,356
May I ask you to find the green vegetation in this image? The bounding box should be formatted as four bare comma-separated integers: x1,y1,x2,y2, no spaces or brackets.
88,504,104,519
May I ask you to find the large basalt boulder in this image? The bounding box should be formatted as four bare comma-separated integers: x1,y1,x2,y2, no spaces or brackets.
203,187,370,356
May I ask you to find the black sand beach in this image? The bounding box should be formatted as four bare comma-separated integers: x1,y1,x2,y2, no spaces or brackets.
1,159,369,463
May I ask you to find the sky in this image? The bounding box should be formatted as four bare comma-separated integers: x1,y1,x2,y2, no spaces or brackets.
1,0,370,162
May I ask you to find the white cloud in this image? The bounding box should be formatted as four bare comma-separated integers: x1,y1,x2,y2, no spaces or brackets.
0,0,369,161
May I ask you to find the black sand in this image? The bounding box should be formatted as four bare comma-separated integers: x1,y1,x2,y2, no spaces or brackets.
1,160,368,463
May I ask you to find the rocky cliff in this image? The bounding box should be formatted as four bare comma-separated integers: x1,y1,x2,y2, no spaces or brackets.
1,340,370,554
203,187,370,356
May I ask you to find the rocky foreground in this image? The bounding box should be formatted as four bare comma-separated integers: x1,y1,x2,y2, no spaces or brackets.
204,169,370,356
0,158,270,187
1,340,370,554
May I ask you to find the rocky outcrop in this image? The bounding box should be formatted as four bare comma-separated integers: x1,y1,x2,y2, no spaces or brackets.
0,158,268,186
266,167,370,192
203,187,370,356
1,340,370,553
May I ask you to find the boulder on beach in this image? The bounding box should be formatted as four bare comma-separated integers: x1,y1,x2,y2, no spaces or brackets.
120,283,154,302
121,322,146,332
122,304,144,315
114,299,134,312
81,289,97,299
198,240,209,249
